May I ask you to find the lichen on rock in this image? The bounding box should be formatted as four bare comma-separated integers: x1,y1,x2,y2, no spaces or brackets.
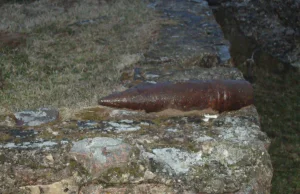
0,0,273,193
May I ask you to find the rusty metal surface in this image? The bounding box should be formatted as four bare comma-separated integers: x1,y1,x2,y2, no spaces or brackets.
99,80,253,112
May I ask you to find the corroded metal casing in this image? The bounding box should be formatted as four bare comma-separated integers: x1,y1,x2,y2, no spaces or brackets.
99,80,253,113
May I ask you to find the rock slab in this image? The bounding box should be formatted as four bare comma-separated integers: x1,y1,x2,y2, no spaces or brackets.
14,108,59,126
70,137,132,178
0,0,273,193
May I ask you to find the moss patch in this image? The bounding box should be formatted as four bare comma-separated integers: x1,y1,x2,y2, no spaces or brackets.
74,107,109,121
0,132,12,142
100,163,144,185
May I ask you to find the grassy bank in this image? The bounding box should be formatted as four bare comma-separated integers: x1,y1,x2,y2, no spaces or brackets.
253,68,300,193
213,8,300,193
231,39,300,194
232,38,300,194
0,0,160,111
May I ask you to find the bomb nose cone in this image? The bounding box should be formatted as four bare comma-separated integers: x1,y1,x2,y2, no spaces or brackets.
98,90,133,109
98,80,254,112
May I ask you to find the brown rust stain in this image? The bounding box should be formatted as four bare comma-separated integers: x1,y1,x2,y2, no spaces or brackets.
0,31,27,49
99,80,253,113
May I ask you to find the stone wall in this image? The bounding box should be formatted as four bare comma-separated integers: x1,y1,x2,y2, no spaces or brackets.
0,0,273,193
211,0,300,70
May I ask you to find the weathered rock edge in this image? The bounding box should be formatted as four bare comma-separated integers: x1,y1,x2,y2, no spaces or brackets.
213,0,300,70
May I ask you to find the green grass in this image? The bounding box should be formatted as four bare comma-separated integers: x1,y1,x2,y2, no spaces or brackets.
213,8,300,193
232,44,300,194
0,0,160,111
253,68,300,194
234,48,300,194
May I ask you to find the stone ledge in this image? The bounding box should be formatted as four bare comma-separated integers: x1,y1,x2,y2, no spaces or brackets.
0,0,272,193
